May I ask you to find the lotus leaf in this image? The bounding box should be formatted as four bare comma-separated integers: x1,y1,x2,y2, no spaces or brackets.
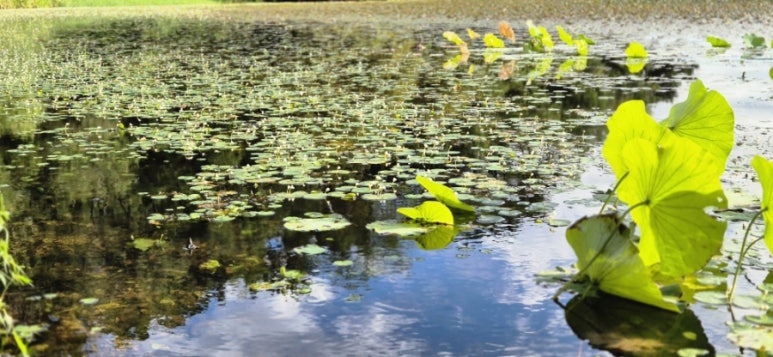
397,201,454,225
556,25,573,46
660,80,734,167
752,155,773,253
706,36,731,48
618,137,727,278
625,42,647,58
483,33,504,48
416,176,475,212
565,214,679,312
602,100,668,179
466,28,480,40
442,31,465,46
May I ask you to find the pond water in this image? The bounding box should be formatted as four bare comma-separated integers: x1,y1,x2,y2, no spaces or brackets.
1,6,773,356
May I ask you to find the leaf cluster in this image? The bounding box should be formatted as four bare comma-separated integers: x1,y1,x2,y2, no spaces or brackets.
560,79,736,311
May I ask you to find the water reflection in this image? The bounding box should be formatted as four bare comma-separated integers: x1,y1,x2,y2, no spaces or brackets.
0,14,708,356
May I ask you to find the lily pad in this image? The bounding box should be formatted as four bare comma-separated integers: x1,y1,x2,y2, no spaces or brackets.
79,297,99,306
333,260,353,267
283,214,351,232
293,244,327,255
366,220,430,237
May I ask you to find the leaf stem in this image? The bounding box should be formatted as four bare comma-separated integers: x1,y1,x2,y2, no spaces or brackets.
728,209,766,303
553,200,649,302
599,172,629,215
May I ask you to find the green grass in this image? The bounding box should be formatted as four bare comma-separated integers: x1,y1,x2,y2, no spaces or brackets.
60,0,219,6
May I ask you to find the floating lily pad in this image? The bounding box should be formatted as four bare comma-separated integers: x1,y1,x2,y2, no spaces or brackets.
199,259,221,272
79,297,99,306
131,238,165,252
366,220,429,237
333,260,353,267
283,214,351,232
293,244,327,255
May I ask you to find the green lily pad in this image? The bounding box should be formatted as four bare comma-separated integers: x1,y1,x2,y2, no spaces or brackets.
706,36,731,48
366,220,430,237
79,297,99,306
293,244,327,255
728,322,773,351
199,259,221,272
283,214,351,232
333,260,353,267
131,238,165,252
692,291,727,305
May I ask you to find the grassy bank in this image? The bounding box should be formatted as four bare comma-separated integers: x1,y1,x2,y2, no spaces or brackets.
1,0,225,9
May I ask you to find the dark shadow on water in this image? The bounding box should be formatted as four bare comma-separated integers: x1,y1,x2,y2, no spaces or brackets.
564,292,715,356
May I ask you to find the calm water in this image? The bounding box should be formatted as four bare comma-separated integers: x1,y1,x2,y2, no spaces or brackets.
1,10,772,356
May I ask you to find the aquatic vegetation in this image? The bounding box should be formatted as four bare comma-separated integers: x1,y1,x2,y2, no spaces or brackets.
706,36,731,48
397,201,454,225
558,79,733,310
0,196,33,355
743,33,767,48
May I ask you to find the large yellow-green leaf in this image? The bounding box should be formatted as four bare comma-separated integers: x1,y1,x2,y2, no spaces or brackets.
752,155,773,253
566,214,680,312
416,176,475,212
660,80,734,168
397,201,454,225
483,33,505,48
601,100,668,179
618,137,727,278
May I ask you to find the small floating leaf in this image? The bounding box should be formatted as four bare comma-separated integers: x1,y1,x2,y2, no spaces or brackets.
483,33,505,48
79,297,99,306
293,244,327,255
283,214,351,232
466,28,480,40
625,42,648,58
131,238,163,252
199,259,221,272
706,36,731,48
743,33,766,48
366,220,429,237
443,31,466,46
333,260,353,267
